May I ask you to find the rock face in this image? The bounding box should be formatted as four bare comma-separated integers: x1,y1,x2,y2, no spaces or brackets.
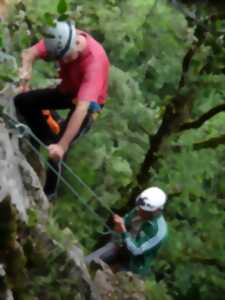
0,87,146,300
93,262,146,300
0,85,49,222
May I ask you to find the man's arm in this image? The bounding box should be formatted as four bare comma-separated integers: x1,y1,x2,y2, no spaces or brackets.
123,217,167,256
124,208,138,229
113,214,167,256
59,100,90,150
19,46,39,91
48,58,108,161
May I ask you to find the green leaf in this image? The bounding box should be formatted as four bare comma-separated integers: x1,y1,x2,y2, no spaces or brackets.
27,209,38,228
57,0,68,14
43,12,55,26
0,74,15,83
58,13,69,21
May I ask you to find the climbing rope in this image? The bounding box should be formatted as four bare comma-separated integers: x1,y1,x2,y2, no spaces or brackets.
0,111,115,233
28,129,115,215
26,139,113,233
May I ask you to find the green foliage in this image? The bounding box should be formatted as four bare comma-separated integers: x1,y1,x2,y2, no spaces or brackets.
1,0,225,299
0,52,18,88
145,280,173,300
57,0,68,14
27,208,38,228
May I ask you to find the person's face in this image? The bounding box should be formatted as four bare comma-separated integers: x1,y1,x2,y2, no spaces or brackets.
138,208,152,219
138,208,161,219
62,47,79,63
62,37,83,63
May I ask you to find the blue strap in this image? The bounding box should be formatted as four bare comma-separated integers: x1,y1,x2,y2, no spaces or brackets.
89,101,102,113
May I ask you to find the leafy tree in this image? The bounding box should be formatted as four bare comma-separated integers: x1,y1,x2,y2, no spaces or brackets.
0,0,224,299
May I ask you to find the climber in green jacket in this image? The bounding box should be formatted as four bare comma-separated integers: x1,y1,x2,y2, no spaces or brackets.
85,186,168,277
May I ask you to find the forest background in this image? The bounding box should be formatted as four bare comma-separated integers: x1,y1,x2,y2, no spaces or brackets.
0,0,224,299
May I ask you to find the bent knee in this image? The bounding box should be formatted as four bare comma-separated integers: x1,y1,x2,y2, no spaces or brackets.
14,92,31,114
14,93,24,108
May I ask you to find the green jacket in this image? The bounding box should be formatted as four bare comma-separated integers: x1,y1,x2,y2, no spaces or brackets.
122,208,168,277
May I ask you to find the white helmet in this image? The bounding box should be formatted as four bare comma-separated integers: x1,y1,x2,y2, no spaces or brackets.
43,21,76,59
136,187,167,212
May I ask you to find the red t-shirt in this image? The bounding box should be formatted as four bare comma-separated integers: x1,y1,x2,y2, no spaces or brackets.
35,30,109,104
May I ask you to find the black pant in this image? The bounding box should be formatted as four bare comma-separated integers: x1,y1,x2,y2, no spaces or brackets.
85,241,129,272
14,88,93,196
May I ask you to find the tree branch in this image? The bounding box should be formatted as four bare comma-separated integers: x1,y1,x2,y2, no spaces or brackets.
135,22,208,186
126,3,223,204
128,39,206,201
127,93,194,203
193,134,225,150
178,43,201,89
179,103,225,131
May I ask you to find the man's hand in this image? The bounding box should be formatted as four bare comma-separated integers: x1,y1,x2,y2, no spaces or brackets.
18,79,30,93
48,143,66,161
18,66,32,93
17,46,38,93
113,214,126,233
19,68,32,82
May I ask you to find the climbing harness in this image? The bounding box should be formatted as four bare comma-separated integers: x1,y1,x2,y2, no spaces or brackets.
0,111,115,234
42,110,61,135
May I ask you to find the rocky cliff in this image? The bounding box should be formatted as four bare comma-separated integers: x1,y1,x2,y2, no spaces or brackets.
0,87,146,300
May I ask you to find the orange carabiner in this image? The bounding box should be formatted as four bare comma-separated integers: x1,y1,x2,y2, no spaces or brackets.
42,110,61,135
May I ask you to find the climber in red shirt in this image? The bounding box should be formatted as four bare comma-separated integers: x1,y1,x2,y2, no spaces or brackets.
14,21,110,197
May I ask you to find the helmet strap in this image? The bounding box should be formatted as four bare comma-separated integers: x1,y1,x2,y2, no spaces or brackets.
57,21,73,59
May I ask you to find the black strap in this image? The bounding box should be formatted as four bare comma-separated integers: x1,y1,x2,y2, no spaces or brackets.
58,22,73,59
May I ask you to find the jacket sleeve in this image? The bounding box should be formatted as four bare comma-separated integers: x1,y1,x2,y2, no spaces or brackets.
122,216,167,256
124,208,138,229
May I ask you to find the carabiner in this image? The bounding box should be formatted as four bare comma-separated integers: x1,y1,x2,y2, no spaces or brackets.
15,123,30,138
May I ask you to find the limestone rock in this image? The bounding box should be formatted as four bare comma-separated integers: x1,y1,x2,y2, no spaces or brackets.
93,262,146,300
0,87,147,300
